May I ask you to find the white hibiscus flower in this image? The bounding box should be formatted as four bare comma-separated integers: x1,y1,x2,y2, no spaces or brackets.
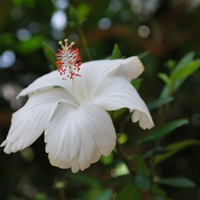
1,40,154,173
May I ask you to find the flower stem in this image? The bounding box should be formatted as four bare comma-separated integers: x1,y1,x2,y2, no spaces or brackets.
59,189,66,200
77,27,91,60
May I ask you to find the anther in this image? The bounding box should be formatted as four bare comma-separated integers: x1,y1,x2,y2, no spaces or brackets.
55,39,82,80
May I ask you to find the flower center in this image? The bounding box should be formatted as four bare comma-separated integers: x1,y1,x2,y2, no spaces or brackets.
55,39,82,80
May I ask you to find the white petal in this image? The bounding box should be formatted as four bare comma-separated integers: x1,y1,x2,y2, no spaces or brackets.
17,71,73,97
45,101,116,173
1,88,76,153
92,76,154,129
72,59,121,103
71,56,144,102
18,56,143,100
79,56,143,82
115,56,144,81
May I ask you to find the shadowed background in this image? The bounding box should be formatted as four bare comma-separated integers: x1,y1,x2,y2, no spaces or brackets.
0,0,200,199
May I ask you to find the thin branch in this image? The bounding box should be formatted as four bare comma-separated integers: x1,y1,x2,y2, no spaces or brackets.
115,141,136,177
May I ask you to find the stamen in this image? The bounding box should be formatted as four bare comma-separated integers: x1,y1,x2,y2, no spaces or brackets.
55,39,82,80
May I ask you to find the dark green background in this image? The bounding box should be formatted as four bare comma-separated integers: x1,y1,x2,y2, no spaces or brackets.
0,0,200,199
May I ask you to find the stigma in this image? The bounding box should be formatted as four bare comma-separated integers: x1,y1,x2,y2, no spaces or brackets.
55,39,82,80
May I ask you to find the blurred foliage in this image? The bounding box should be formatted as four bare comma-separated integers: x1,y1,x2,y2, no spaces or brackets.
1,0,200,200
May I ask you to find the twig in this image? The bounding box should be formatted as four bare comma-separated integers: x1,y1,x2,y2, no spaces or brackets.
115,141,136,176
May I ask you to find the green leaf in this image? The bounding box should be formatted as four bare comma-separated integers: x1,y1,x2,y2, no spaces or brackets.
0,32,14,45
35,193,47,200
104,175,128,185
138,51,149,59
42,41,57,70
160,52,195,98
171,59,200,81
100,153,113,165
158,73,171,85
111,108,127,119
151,187,172,200
149,196,157,200
68,5,79,23
138,118,189,144
155,139,200,164
134,173,151,191
165,60,176,69
143,147,170,158
133,155,151,191
77,3,90,19
13,0,35,7
93,189,113,200
118,133,128,144
111,43,122,59
131,78,143,91
17,35,44,53
173,51,195,72
112,162,129,177
68,5,82,26
156,177,195,188
158,72,172,101
160,85,171,99
147,97,174,111
69,173,101,189
115,183,142,200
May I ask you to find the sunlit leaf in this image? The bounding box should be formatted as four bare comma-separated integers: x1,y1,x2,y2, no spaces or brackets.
156,177,195,188
112,162,129,177
42,41,57,70
155,139,200,164
158,73,171,85
173,51,195,72
115,183,142,200
93,189,113,200
147,97,174,111
100,153,113,165
160,52,195,98
138,118,189,144
158,73,171,98
118,133,128,144
171,54,198,93
171,59,200,81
